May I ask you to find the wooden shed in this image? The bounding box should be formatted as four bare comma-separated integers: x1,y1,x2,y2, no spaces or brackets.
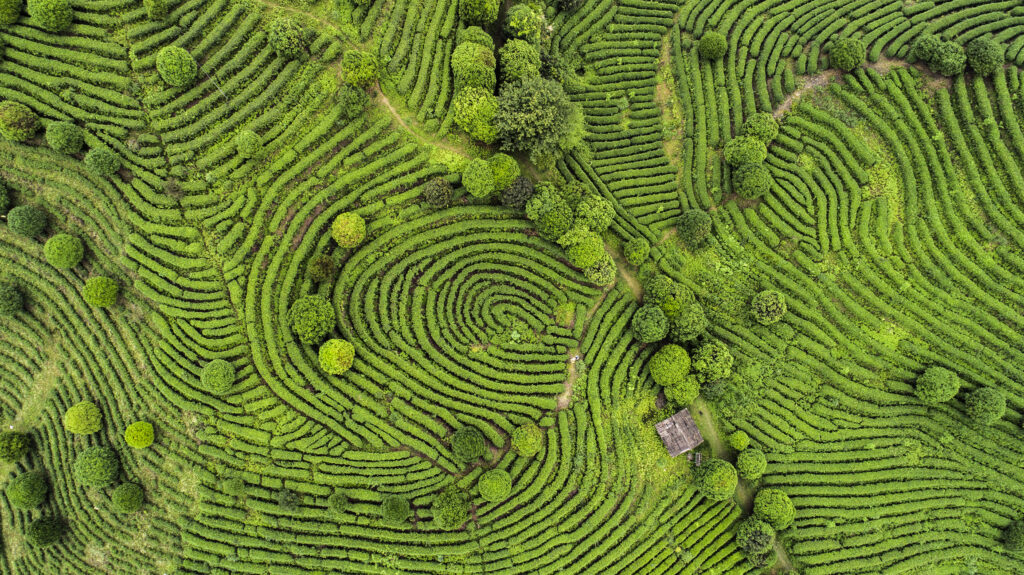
655,408,704,457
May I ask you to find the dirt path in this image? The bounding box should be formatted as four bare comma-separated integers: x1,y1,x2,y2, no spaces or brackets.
607,243,643,300
773,69,839,118
557,283,615,410
376,89,471,158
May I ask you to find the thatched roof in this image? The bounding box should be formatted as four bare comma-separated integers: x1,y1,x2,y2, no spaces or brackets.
656,408,704,457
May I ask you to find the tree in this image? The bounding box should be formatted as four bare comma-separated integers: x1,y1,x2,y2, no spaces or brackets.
6,471,48,508
583,254,616,286
27,0,71,32
432,486,469,530
830,37,866,72
380,495,410,524
424,177,454,208
494,76,585,170
698,31,727,60
737,447,767,480
692,340,734,383
488,153,520,191
44,233,84,268
84,146,121,177
331,212,366,247
306,254,336,283
143,0,165,20
338,84,369,120
499,39,541,83
0,100,37,142
741,112,779,143
511,423,543,456
664,375,700,407
724,136,767,166
453,86,498,144
156,46,197,87
504,4,542,44
558,226,604,269
319,339,355,374
679,209,712,250
694,459,737,501
342,50,378,88
111,482,144,513
0,0,21,26
648,344,691,387
624,237,650,266
525,182,573,241
462,158,495,198
735,518,776,567
559,180,586,209
458,0,498,26
451,427,486,463
234,129,260,159
1004,520,1024,552
966,387,1005,425
267,17,307,60
451,42,495,91
728,430,750,451
7,205,46,237
912,34,942,64
733,163,771,199
277,488,300,510
45,121,83,154
631,304,668,343
0,180,8,214
124,421,154,449
753,488,795,530
327,490,348,517
966,36,1003,76
25,516,63,547
502,176,534,210
644,275,694,318
288,295,336,344
201,359,235,394
914,366,960,404
574,193,614,233
0,282,21,315
83,276,118,307
73,446,120,487
926,41,966,76
456,26,493,49
668,302,708,343
63,401,101,434
751,290,786,325
0,431,31,462
478,469,512,502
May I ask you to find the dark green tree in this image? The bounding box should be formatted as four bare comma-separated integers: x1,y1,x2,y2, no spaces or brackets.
494,76,585,170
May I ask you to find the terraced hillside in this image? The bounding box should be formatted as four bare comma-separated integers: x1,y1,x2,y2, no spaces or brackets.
1,0,1024,573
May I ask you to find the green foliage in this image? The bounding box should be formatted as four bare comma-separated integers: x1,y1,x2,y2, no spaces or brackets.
502,176,534,210
0,431,30,462
201,359,235,394
277,488,300,510
735,518,776,567
306,254,337,283
463,158,495,198
668,302,708,343
423,177,454,208
583,254,617,286
663,375,699,406
478,469,512,502
631,304,668,343
644,275,694,316
624,237,650,266
558,226,604,269
966,387,1005,425
679,209,712,250
499,39,541,83
931,41,967,76
111,482,144,513
44,233,84,268
8,205,46,237
737,447,766,480
574,193,614,233
268,17,307,60
337,84,369,120
288,295,336,345
0,0,21,25
452,42,496,91
505,4,542,44
432,486,469,530
45,121,83,154
156,46,198,87
63,401,101,434
495,76,585,170
73,446,120,488
727,430,750,451
331,212,366,247
751,290,786,325
124,421,154,449
6,471,48,508
698,31,727,60
83,276,118,307
694,458,737,501
234,130,260,159
525,182,573,241
912,34,942,64
753,488,795,530
488,153,520,191
692,340,734,383
740,112,779,143
342,50,378,88
143,0,165,20
319,339,355,375
327,490,348,517
723,136,768,166
915,366,960,404
649,344,691,387
380,495,410,524
458,0,498,26
0,282,22,315
511,423,543,457
733,163,771,199
830,37,866,71
451,427,486,463
1004,520,1024,552
456,26,493,50
0,180,8,213
965,37,1003,76
26,0,70,32
84,146,121,177
25,516,63,547
453,86,498,144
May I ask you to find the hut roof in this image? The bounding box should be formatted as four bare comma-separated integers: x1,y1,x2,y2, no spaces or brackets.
655,408,704,457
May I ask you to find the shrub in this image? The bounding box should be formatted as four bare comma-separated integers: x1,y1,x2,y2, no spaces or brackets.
574,193,614,233
462,158,495,198
0,431,30,462
754,488,795,530
63,401,101,434
111,482,144,513
912,34,942,64
288,295,336,344
649,344,690,387
737,447,767,480
499,38,541,83
728,430,750,451
1004,520,1024,552
268,17,307,60
931,41,967,76
733,163,771,199
583,254,616,286
0,282,22,315
488,153,520,191
124,421,154,449
0,0,21,25
432,487,469,530
478,469,512,502
424,177,454,208
306,254,336,283
338,84,369,120
830,37,866,71
331,212,366,248
558,226,604,269
624,237,650,266
327,490,348,517
222,477,245,497
319,339,355,375
6,471,48,508
644,275,693,315
495,76,585,170
668,302,708,343
73,446,120,487
966,36,1003,76
7,205,46,237
83,276,118,307
504,4,541,44
453,87,498,144
631,304,668,343
201,359,235,394
452,42,496,91
966,387,1005,425
915,366,960,404
663,375,700,406
456,26,493,49
451,427,486,463
234,130,260,159
692,340,734,383
25,516,63,547
27,0,70,32
44,234,84,268
0,101,38,142
501,176,534,210
560,180,586,209
84,146,121,177
0,180,8,213
698,31,727,60
277,488,300,510
380,495,410,524
143,0,165,20
741,112,778,143
751,290,786,325
156,46,198,87
342,50,378,88
511,423,543,457
45,121,83,154
694,459,737,501
735,518,776,567
525,182,573,241
724,136,767,166
679,209,712,250
458,0,498,26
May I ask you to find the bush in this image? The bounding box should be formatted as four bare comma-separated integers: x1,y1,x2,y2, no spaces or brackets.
931,41,967,76
724,136,767,166
912,35,942,63
558,226,604,269
751,290,786,325
488,153,520,191
1004,520,1024,552
966,387,1005,425
631,304,668,343
692,340,734,383
753,488,795,530
424,177,454,208
451,427,486,463
501,176,534,210
452,42,496,91
645,275,694,317
6,471,48,508
495,76,585,170
525,182,573,241
648,344,691,387
234,130,260,159
698,31,727,60
268,17,307,60
84,146,121,177
73,446,120,487
0,282,22,315
44,234,84,268
456,26,493,49
663,375,700,407
733,163,771,199
342,50,378,88
63,401,101,434
735,518,776,567
27,0,70,32
504,4,542,44
0,431,30,462
966,36,1003,76
915,366,960,404
0,101,38,142
111,482,144,513
830,37,866,71
156,46,198,87
25,516,63,547
306,254,336,283
201,359,235,394
740,112,778,143
432,487,469,530
380,495,410,524
737,447,767,480
124,421,154,449
453,87,498,144
463,158,495,198
728,430,750,451
574,193,614,233
560,180,586,209
499,39,541,83
0,0,21,25
327,490,348,517
331,212,366,248
478,469,512,502
583,254,616,286
668,302,708,343
511,423,543,457
338,84,369,120
624,237,650,266
277,488,300,510
143,0,165,20
319,339,355,375
222,477,245,497
0,180,8,214
83,276,118,307
7,205,46,237
458,0,498,26
679,209,712,250
694,459,737,501
288,295,336,344
45,121,83,154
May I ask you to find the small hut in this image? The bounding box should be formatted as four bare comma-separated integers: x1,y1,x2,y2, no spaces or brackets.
655,408,704,457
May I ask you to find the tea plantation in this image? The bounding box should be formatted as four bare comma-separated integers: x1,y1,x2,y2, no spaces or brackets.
1,0,1023,572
